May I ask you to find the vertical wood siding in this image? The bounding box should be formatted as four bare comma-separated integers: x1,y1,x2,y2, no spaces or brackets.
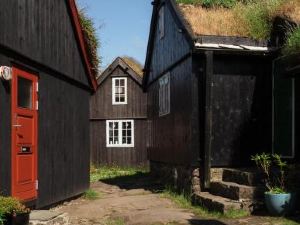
148,58,195,165
0,0,89,86
147,0,190,84
38,72,90,208
90,65,148,166
0,56,12,196
90,120,147,167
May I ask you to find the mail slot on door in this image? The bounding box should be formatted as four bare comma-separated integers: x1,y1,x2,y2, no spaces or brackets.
20,146,31,153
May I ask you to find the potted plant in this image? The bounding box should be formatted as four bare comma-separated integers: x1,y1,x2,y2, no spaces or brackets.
251,153,296,216
0,196,30,225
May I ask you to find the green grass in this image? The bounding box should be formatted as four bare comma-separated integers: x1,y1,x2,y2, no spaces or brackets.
176,0,239,8
103,217,125,225
83,189,101,200
160,187,249,219
283,26,300,56
90,165,149,183
268,218,300,225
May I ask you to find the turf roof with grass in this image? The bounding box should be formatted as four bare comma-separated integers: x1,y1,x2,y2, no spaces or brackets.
175,0,300,55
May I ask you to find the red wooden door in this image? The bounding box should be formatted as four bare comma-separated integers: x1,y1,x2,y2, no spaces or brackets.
11,67,38,201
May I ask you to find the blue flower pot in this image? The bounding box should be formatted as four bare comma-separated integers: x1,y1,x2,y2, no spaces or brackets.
265,192,296,216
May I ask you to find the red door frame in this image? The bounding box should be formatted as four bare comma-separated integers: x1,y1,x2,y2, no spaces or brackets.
11,67,38,201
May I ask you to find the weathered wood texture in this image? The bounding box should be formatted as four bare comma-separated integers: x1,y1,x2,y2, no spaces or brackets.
0,56,12,196
147,0,190,84
38,72,90,208
90,67,147,119
209,54,272,167
0,0,89,87
90,120,148,167
147,58,198,165
0,0,91,208
90,64,148,166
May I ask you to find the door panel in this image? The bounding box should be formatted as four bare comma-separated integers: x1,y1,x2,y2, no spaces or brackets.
12,67,38,201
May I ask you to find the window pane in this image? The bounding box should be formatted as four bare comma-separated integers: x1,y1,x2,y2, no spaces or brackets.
18,77,32,109
109,122,113,129
127,122,131,129
115,79,119,86
122,130,126,137
115,97,120,102
127,137,132,144
109,138,113,144
120,96,125,102
109,130,113,138
120,79,125,86
114,137,119,144
127,130,131,137
122,137,126,144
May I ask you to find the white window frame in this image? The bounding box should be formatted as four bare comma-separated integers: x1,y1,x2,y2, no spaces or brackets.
112,77,127,105
159,72,170,117
106,120,134,148
159,6,165,39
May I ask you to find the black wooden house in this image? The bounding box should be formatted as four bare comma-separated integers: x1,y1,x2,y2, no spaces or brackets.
0,0,97,208
90,57,148,167
143,0,282,212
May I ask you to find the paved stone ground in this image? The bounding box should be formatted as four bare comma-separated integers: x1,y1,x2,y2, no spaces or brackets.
53,175,300,225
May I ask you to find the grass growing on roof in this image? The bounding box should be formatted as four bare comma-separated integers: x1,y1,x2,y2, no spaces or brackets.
78,8,101,77
283,26,300,56
90,165,149,182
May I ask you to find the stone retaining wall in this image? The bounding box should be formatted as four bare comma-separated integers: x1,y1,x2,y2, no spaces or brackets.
150,161,201,195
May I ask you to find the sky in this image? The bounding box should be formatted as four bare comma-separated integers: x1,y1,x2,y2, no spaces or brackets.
77,0,153,71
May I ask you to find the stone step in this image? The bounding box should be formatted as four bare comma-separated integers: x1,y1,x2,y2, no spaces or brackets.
30,211,69,225
222,168,262,186
193,192,252,214
210,181,264,201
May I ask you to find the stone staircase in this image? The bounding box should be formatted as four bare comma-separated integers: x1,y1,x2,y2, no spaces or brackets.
193,168,264,214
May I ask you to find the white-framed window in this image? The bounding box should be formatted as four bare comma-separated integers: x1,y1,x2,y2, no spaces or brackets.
159,6,165,39
106,120,134,147
112,77,127,105
159,72,170,116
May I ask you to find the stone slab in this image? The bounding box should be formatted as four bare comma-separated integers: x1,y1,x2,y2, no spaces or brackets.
30,211,62,221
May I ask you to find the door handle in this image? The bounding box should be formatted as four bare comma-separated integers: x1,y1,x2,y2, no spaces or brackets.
13,124,22,127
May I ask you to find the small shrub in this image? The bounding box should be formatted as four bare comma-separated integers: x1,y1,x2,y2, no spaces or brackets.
282,26,300,55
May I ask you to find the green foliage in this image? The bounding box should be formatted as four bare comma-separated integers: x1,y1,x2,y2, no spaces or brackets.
90,165,149,183
176,0,238,8
251,153,288,194
79,8,101,77
283,26,300,56
104,217,125,225
235,0,283,40
83,189,100,200
161,187,249,218
0,196,30,218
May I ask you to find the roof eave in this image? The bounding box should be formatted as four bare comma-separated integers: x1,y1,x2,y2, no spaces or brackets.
67,0,97,92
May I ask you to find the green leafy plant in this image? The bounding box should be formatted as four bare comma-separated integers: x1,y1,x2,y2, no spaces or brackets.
83,189,100,200
251,153,288,194
0,196,30,218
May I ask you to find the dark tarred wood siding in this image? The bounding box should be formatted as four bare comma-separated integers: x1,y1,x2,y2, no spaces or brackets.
90,66,148,166
0,0,89,87
0,0,91,208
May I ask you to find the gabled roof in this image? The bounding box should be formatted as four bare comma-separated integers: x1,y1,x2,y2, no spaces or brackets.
97,57,143,88
67,0,97,91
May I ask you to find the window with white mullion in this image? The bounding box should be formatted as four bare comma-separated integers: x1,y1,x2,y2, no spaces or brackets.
112,78,127,105
106,120,134,147
159,72,170,116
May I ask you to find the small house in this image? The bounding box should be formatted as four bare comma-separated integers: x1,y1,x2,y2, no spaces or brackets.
0,0,97,208
143,0,299,212
90,57,148,167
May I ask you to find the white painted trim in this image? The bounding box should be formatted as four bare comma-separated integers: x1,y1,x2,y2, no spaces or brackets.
112,77,127,105
106,120,134,148
159,6,165,39
195,42,270,51
159,72,170,117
